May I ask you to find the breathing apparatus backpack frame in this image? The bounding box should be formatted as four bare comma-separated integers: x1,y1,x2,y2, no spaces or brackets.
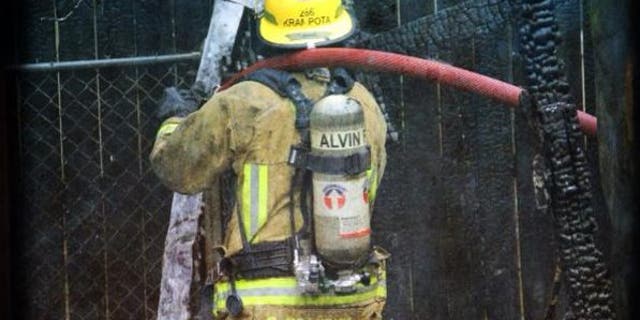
219,68,377,315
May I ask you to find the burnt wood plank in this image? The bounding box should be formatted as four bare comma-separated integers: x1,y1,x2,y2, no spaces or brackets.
400,64,445,318
17,0,55,62
554,0,583,107
589,1,636,319
137,63,175,318
472,29,521,320
56,0,95,61
581,7,612,314
54,1,108,318
59,68,107,320
96,0,135,59
437,37,485,320
430,3,485,320
397,2,444,318
174,0,212,53
101,65,147,319
94,1,149,318
14,72,66,319
134,5,184,315
372,58,413,320
134,1,183,318
174,0,213,88
512,16,560,319
354,0,398,34
369,1,434,318
133,0,174,56
369,17,413,320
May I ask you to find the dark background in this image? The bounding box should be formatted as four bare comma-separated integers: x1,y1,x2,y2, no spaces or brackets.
1,0,637,319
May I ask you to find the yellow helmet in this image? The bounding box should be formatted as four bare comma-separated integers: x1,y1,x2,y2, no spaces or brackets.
258,0,355,48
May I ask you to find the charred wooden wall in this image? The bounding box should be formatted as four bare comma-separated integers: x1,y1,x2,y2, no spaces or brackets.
4,0,636,319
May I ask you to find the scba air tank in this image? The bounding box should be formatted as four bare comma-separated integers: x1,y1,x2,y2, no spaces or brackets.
309,94,371,269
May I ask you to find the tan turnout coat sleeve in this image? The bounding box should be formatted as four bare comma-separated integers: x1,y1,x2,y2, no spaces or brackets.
150,73,387,255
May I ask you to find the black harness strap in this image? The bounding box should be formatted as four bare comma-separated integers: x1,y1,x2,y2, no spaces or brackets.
221,68,361,315
242,68,295,98
307,147,371,175
227,68,359,277
244,67,356,101
325,67,355,96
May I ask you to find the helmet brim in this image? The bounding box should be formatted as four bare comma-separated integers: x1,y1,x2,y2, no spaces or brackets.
258,10,356,49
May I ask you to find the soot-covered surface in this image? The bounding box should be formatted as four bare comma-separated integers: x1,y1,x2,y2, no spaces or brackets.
6,0,632,319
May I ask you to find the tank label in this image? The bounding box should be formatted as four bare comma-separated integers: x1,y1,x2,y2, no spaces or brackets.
315,179,371,239
322,184,346,210
339,216,371,239
311,128,365,150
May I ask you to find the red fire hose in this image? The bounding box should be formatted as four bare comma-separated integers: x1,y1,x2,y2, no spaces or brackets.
221,48,597,136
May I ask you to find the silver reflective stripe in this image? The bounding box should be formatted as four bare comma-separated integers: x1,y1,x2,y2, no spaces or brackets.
242,164,268,241
238,286,299,297
250,165,260,236
216,279,387,299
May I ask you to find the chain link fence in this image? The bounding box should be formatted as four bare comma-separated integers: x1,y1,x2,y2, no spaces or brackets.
13,58,200,319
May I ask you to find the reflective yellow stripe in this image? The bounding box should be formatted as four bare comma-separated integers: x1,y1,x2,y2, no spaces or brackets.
367,168,378,203
155,117,183,138
241,164,269,241
213,273,386,311
220,277,298,291
215,279,385,299
156,123,179,138
216,289,384,309
216,272,385,292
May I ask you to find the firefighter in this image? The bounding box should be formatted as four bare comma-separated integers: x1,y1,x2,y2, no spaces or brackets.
150,0,388,319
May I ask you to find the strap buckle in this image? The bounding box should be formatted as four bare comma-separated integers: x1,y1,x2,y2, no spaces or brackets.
345,152,363,175
288,145,309,168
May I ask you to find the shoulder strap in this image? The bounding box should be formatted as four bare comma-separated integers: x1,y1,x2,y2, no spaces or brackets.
244,68,355,96
234,68,359,270
244,68,313,131
245,67,356,131
243,68,294,97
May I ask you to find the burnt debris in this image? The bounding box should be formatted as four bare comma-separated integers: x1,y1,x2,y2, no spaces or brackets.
519,0,614,319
